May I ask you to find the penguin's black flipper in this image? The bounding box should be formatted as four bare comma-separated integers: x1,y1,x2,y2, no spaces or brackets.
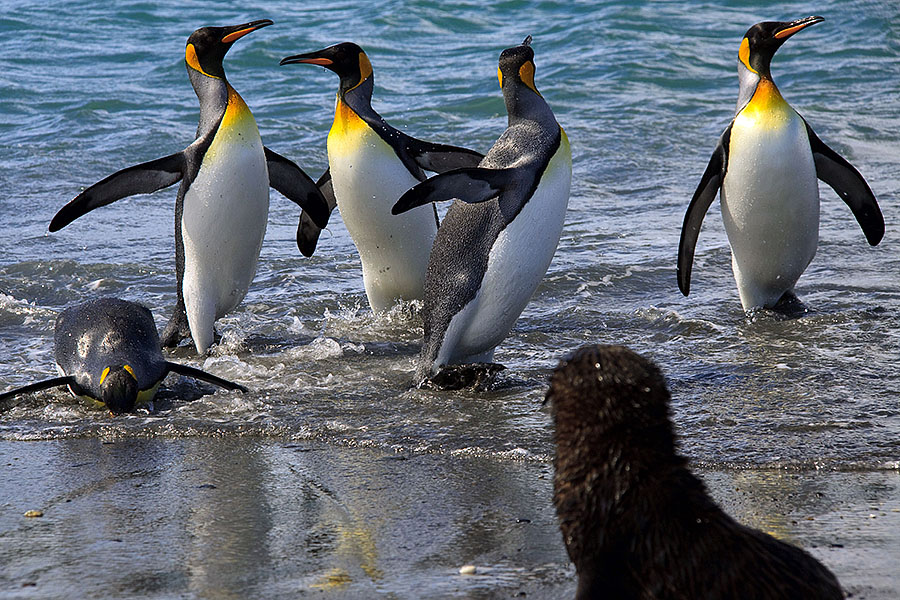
295,169,337,257
50,153,184,231
677,125,731,296
403,137,484,173
164,362,248,393
264,147,331,229
804,121,884,246
392,167,517,215
0,377,76,403
317,168,335,206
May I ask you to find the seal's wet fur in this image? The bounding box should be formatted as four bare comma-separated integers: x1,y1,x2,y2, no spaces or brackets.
547,345,843,599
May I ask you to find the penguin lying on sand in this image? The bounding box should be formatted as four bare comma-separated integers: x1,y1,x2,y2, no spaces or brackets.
392,36,571,388
548,344,844,600
678,16,883,312
280,42,484,313
50,20,330,354
0,298,246,415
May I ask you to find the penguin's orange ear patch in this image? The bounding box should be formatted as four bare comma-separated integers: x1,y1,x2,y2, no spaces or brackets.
738,37,756,74
345,52,373,93
357,52,373,82
518,60,539,94
186,43,217,78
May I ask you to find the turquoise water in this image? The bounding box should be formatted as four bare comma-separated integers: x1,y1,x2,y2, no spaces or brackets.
1,0,899,597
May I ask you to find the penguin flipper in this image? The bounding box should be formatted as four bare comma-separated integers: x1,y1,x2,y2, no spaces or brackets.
264,147,331,229
804,122,884,246
0,376,75,403
392,167,516,215
296,169,337,257
677,125,731,296
404,137,484,173
164,362,248,393
49,153,184,231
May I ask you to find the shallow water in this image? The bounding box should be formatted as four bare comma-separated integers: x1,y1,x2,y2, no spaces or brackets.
1,0,899,597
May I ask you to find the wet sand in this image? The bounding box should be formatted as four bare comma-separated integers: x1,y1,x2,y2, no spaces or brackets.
1,438,897,599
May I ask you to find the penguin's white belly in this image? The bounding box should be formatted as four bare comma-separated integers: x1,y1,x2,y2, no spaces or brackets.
437,139,572,367
181,122,268,352
722,111,818,310
329,130,436,312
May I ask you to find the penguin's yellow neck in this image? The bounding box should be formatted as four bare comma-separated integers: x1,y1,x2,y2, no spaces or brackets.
328,96,371,155
220,85,255,130
738,78,793,125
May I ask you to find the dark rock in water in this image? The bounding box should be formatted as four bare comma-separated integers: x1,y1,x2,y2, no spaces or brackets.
547,344,844,600
422,363,506,391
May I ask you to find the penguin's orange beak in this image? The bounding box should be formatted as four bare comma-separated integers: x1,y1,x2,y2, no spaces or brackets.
773,15,823,40
286,57,333,67
221,19,273,44
280,51,334,67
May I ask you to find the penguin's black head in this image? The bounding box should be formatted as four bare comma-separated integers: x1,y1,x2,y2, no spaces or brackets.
280,42,372,93
185,19,273,79
498,35,540,95
739,16,823,78
99,365,138,415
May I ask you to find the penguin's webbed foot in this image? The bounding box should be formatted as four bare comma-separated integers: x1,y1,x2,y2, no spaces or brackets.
421,363,506,391
745,291,809,322
773,290,807,313
160,310,192,349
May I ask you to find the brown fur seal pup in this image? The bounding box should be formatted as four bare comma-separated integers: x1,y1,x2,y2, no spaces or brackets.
547,344,843,599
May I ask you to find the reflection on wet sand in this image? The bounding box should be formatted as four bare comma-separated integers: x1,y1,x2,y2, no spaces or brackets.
182,440,272,599
0,439,897,598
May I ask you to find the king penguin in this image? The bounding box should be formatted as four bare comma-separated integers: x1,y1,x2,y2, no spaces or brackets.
677,16,883,311
392,36,572,387
0,298,246,415
279,42,484,313
49,20,330,353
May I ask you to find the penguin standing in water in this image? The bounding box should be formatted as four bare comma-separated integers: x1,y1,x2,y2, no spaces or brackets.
0,298,246,415
548,345,844,599
279,42,484,313
678,16,883,312
392,36,571,388
50,20,330,353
